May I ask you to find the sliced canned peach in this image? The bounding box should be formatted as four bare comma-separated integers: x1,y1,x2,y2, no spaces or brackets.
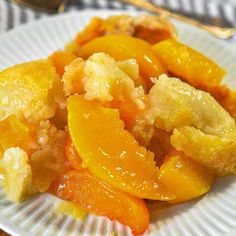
67,95,174,200
152,39,226,86
79,35,166,89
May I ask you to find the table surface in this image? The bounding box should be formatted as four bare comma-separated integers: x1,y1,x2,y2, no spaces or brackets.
0,0,236,235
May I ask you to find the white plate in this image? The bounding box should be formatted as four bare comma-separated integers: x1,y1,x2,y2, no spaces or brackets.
0,10,236,236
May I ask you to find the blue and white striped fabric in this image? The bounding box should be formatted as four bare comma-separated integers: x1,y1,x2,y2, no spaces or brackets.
0,0,236,38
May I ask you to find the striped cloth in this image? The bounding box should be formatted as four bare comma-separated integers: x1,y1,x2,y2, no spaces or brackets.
0,0,236,38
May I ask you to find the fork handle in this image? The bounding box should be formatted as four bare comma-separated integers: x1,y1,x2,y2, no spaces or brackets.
121,0,235,39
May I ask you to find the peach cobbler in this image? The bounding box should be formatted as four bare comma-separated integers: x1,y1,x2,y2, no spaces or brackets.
0,14,235,235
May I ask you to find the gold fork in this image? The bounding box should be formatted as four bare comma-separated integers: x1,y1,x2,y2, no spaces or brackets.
121,0,235,39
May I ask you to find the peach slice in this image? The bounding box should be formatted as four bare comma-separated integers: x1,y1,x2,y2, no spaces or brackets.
51,170,150,235
0,115,29,158
67,95,174,200
152,39,225,86
49,51,77,76
79,35,166,89
159,150,215,204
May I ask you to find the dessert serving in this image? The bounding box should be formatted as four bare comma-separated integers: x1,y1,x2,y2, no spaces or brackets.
0,14,235,235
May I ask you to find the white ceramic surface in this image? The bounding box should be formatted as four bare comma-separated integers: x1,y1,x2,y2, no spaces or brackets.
0,10,236,236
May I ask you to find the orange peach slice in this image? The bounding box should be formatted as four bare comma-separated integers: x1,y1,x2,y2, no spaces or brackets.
79,35,166,89
159,150,215,204
152,39,225,86
67,95,174,200
51,170,150,235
